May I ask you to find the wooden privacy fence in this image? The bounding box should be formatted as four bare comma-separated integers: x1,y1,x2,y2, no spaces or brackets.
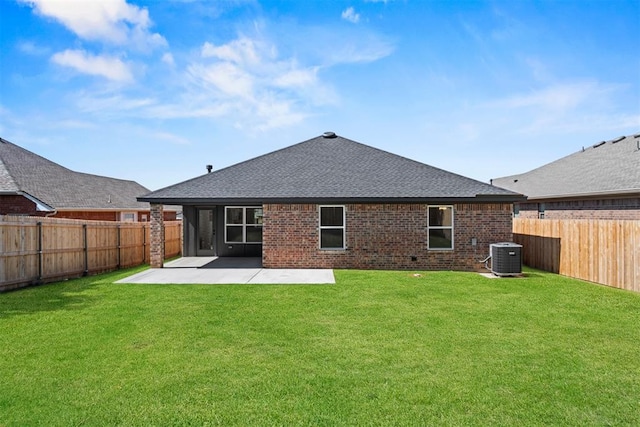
513,218,640,292
0,215,182,291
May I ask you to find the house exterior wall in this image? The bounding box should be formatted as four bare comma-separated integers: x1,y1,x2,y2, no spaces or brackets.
262,202,513,271
517,197,640,220
0,195,37,215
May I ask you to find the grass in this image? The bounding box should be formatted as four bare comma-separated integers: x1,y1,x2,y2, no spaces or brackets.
1,267,639,426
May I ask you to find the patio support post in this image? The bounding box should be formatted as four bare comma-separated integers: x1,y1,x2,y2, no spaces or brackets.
150,203,165,268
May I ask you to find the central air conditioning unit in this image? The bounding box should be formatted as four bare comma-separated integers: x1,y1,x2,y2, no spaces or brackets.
490,242,522,276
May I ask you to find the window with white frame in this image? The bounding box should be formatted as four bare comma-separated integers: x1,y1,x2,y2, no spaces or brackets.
319,206,345,249
225,206,263,243
428,205,453,250
121,212,137,222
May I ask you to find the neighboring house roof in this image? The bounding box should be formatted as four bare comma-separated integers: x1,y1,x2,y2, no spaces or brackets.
492,133,640,201
0,137,155,211
139,133,523,204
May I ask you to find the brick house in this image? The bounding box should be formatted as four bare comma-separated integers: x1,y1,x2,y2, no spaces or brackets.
139,133,524,270
0,137,177,221
492,134,640,220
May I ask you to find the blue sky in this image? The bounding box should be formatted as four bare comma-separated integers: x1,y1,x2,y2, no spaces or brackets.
1,0,639,191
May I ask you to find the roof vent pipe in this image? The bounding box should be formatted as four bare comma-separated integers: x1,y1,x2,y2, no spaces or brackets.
206,165,213,173
322,132,337,139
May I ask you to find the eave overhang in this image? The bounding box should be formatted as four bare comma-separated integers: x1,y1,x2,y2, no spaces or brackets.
520,188,640,203
137,194,527,206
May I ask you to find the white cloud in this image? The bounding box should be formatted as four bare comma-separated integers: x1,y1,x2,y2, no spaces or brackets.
253,97,308,132
41,22,390,133
274,67,318,88
17,40,49,56
490,81,619,112
54,119,96,129
189,62,255,99
161,52,175,66
201,38,264,66
51,49,133,82
341,7,360,24
181,35,336,130
152,131,190,145
76,93,155,113
477,80,639,136
20,0,166,50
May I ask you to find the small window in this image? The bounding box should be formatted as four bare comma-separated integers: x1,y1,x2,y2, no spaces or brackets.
319,206,345,249
428,206,453,250
538,203,545,219
121,212,137,222
513,203,520,218
225,206,263,244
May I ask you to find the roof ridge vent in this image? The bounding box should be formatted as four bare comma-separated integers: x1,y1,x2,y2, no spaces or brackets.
593,141,606,148
322,132,337,139
611,136,625,143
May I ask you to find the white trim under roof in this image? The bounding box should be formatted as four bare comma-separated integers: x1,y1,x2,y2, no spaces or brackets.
524,188,640,202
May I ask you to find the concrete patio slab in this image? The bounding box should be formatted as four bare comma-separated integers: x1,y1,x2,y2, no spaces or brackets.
116,257,335,285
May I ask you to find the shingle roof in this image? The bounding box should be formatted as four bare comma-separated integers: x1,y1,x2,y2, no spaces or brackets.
492,134,640,200
140,133,522,204
0,137,154,211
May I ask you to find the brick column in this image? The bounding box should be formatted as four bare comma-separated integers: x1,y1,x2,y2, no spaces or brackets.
150,204,165,268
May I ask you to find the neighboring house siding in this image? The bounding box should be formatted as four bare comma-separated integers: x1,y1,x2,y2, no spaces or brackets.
54,211,119,221
53,210,177,222
0,200,177,221
0,195,37,215
262,203,512,270
517,198,640,220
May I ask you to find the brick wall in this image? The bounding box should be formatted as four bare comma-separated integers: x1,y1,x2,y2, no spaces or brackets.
0,195,37,215
518,198,640,220
149,204,165,268
262,203,513,271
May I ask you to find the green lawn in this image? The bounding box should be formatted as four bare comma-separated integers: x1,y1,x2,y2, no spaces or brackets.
1,267,639,426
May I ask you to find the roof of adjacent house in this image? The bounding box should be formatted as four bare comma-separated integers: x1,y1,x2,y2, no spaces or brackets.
0,137,154,211
139,133,523,204
492,133,640,201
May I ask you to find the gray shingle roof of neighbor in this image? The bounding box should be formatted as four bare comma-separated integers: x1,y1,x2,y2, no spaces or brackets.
139,133,523,204
0,136,157,211
492,134,640,200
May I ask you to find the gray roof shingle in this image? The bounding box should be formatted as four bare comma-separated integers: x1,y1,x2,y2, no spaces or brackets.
492,134,640,200
0,137,154,210
140,133,522,204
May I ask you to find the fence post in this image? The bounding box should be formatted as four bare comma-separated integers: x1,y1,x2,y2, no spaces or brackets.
142,224,146,263
83,224,88,276
37,221,43,282
117,224,121,269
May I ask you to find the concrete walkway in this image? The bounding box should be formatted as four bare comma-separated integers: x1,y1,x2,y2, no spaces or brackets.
116,257,335,285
